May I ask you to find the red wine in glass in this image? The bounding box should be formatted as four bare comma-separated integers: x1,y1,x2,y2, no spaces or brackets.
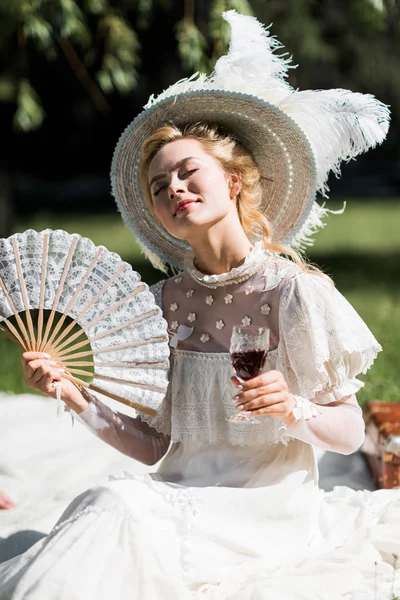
228,325,270,423
231,349,268,381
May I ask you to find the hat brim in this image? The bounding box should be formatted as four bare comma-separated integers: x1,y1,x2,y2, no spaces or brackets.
111,90,317,270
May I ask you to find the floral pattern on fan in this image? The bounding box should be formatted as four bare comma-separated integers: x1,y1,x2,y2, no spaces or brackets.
0,229,170,416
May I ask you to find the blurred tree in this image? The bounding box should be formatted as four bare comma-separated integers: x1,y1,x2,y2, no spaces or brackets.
0,0,252,133
1,0,399,130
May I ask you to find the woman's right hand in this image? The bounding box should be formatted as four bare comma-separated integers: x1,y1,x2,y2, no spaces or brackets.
22,352,89,414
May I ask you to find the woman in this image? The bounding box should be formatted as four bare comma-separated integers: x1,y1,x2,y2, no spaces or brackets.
0,11,399,600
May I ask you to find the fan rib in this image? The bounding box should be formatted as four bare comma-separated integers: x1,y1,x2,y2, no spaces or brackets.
0,272,29,351
37,233,49,350
63,374,158,416
95,360,169,368
64,368,165,393
90,308,160,343
1,319,28,350
56,334,168,363
62,360,168,369
53,337,91,359
94,374,166,393
43,247,104,354
40,237,79,352
12,238,35,351
0,324,24,349
84,284,146,330
53,349,93,361
45,319,85,357
92,335,168,355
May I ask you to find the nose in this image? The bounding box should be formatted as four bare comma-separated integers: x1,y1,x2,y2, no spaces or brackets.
168,177,187,200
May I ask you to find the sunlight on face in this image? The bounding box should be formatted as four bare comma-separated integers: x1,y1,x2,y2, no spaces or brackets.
148,138,236,241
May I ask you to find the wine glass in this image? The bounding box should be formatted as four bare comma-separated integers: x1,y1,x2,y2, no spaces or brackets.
228,325,270,423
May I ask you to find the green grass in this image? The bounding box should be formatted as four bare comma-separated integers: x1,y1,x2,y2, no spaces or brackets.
309,198,400,254
1,199,399,405
16,212,143,263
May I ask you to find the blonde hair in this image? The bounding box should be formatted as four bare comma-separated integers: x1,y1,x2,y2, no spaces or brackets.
139,122,323,276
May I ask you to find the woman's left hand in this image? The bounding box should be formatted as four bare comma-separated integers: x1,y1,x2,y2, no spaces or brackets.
232,370,296,426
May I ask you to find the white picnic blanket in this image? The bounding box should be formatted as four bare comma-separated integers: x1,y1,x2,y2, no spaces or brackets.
0,393,376,561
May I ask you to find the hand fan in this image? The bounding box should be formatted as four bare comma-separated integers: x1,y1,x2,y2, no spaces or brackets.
0,229,170,416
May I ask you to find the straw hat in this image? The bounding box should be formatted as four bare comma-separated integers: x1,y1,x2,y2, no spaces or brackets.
111,11,389,272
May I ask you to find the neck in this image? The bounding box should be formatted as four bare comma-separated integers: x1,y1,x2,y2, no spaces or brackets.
189,221,253,275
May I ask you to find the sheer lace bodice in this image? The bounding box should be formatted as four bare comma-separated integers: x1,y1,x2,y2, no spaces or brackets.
78,251,380,465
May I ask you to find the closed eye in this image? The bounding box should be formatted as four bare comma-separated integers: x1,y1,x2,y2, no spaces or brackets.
153,168,198,196
153,184,167,196
182,168,198,177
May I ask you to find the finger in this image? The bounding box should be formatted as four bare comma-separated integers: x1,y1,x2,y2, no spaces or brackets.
238,393,286,412
22,352,51,363
244,405,289,417
231,376,243,388
235,381,284,405
30,365,63,389
241,370,285,390
24,359,57,381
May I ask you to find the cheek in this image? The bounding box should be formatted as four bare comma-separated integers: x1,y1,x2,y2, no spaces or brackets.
197,171,230,198
153,200,176,234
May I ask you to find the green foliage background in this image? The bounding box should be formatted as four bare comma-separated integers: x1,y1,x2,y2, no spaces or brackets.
1,0,399,130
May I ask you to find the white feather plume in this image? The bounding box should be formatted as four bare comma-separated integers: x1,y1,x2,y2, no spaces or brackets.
280,89,390,195
213,11,293,105
290,201,346,252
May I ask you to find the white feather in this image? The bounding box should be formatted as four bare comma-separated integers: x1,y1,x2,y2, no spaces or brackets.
213,11,293,104
280,89,390,195
136,238,168,274
290,201,346,252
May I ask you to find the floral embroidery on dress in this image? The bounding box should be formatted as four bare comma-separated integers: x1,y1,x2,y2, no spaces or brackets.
216,320,225,329
261,304,271,315
200,333,210,343
170,321,179,331
170,303,178,312
175,488,202,516
175,276,183,284
187,312,196,323
241,316,252,326
205,295,214,305
186,289,195,298
224,294,233,304
244,285,254,295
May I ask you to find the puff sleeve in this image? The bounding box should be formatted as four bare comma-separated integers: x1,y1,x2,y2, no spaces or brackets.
277,272,381,401
276,272,381,454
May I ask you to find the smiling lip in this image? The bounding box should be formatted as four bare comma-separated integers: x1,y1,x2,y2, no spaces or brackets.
174,200,198,216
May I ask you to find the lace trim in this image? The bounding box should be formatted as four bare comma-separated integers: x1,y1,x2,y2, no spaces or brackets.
140,349,290,446
184,241,274,288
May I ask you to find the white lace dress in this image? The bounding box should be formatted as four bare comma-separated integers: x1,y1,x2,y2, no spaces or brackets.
0,247,399,600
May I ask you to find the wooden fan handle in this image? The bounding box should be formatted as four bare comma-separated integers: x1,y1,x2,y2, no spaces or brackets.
63,373,158,417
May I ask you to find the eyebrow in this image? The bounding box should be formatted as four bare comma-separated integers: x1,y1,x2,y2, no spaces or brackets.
149,157,199,187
